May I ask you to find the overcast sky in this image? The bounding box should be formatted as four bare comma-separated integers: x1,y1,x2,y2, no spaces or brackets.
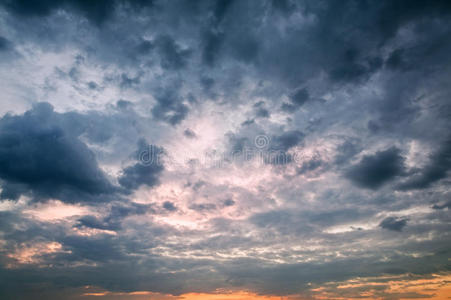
0,1,451,299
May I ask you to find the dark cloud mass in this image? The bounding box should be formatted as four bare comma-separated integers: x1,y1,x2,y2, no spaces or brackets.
271,130,305,151
1,0,451,299
118,141,164,192
0,103,114,202
379,217,408,232
398,138,451,190
0,36,11,51
1,0,155,24
155,35,191,70
346,147,405,189
151,85,189,125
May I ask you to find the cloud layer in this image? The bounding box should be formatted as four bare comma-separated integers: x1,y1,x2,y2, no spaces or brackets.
0,0,450,299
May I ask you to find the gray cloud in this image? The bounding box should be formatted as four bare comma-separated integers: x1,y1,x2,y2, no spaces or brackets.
163,201,177,211
398,139,451,190
183,128,196,139
0,103,114,202
271,130,304,151
118,140,164,192
0,0,155,25
151,84,189,126
346,147,405,189
379,217,408,232
76,201,154,231
155,35,191,70
0,36,11,51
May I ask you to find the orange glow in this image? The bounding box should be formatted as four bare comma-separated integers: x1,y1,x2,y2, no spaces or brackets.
80,289,301,300
6,241,69,267
178,291,291,300
79,274,451,300
310,273,451,300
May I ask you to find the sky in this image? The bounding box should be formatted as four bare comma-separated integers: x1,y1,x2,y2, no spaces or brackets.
0,0,450,299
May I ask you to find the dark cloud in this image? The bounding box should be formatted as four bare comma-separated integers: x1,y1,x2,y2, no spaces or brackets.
155,35,191,70
200,0,236,66
189,203,216,212
432,200,451,210
385,48,409,71
0,103,163,201
297,158,323,175
0,0,155,25
87,81,99,90
0,103,114,202
0,36,11,51
241,119,255,127
346,147,405,189
225,129,304,165
328,50,382,83
118,140,164,192
398,139,451,190
248,0,451,90
227,30,260,63
116,99,134,110
253,101,270,118
376,0,451,38
223,198,235,206
191,180,206,191
335,140,362,165
0,182,24,200
290,88,309,107
120,73,141,89
379,217,408,232
271,130,304,151
77,202,153,231
200,76,215,92
60,235,126,262
134,39,154,55
228,135,248,153
250,208,369,236
109,201,152,218
200,0,264,67
183,128,196,139
367,120,381,133
270,0,295,14
151,85,189,125
201,29,225,67
2,0,115,24
163,201,177,211
77,215,118,231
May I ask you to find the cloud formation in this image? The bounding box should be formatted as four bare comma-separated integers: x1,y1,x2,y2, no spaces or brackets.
0,103,114,202
0,1,451,299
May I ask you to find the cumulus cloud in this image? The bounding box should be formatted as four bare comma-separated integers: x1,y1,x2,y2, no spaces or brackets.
0,103,114,202
346,147,405,189
118,140,164,192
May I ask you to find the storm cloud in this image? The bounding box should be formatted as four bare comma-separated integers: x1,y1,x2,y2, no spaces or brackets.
0,103,114,202
346,147,405,189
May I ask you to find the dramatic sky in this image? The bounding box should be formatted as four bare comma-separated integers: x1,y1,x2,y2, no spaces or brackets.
0,0,451,299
